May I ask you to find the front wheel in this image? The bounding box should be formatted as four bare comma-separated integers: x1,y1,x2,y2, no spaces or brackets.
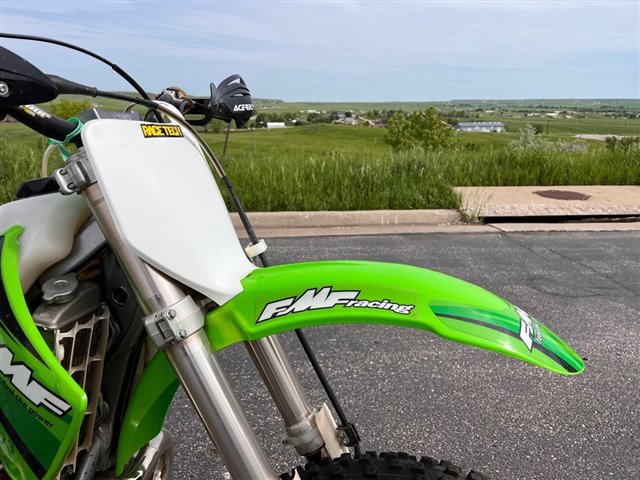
280,452,488,480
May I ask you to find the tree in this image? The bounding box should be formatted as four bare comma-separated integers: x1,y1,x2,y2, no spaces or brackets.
49,98,92,119
384,107,455,151
306,112,322,123
531,123,545,135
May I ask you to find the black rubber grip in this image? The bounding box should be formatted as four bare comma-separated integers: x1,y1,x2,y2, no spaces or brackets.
8,105,78,142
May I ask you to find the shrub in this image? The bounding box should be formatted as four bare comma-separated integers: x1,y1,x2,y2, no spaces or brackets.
510,124,588,154
384,107,455,151
605,136,640,152
49,98,93,119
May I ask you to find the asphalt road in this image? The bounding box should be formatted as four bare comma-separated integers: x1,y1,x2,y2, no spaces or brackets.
165,231,640,480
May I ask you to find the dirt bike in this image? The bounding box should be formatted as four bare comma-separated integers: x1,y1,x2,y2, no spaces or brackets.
0,34,584,480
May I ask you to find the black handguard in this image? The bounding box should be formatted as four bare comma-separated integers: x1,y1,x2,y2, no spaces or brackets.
207,75,254,128
0,46,58,107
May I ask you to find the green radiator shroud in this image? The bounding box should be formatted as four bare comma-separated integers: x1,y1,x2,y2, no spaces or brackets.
0,226,87,480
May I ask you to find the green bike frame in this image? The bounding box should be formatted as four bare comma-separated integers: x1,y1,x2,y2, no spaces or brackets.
0,225,584,478
115,260,584,474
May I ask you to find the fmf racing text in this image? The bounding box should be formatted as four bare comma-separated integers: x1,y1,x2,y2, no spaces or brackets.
258,287,415,323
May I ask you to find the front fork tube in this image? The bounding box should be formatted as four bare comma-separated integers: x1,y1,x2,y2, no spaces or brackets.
81,183,278,479
246,337,348,458
165,331,279,479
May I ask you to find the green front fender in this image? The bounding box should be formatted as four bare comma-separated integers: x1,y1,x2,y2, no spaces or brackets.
206,261,584,374
116,260,584,473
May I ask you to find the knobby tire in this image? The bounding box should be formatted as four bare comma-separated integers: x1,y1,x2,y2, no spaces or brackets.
280,451,489,480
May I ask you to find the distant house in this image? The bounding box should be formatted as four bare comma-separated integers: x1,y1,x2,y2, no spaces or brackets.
266,122,286,129
332,116,358,126
455,121,505,133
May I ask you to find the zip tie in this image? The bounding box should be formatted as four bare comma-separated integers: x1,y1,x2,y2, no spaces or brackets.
47,117,84,162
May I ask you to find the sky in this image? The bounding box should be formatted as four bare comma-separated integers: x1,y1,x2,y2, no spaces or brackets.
1,0,638,102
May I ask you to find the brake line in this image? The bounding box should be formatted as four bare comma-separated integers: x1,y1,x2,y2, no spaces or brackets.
0,33,151,101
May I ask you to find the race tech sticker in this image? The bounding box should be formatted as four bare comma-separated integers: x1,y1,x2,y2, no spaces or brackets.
140,124,184,138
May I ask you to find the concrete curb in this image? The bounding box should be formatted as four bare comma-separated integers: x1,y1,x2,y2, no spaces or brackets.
230,209,640,238
229,186,639,237
230,209,461,229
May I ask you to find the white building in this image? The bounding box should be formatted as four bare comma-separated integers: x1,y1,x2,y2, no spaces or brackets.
266,122,286,129
454,121,505,133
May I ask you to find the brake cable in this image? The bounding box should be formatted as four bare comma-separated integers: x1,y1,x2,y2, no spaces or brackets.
0,33,150,100
0,32,162,122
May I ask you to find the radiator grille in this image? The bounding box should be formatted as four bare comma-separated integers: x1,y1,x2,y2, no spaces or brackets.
54,306,110,473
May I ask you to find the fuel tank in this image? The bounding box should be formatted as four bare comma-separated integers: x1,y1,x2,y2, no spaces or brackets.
0,193,90,292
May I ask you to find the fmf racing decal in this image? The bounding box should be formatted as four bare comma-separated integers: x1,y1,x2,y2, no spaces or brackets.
0,344,71,416
516,307,543,351
257,287,415,323
140,123,184,138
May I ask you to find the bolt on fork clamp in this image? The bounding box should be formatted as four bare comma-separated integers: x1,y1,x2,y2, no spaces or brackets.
54,148,97,194
144,295,205,347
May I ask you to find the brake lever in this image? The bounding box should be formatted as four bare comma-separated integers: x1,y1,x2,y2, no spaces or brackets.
184,97,212,126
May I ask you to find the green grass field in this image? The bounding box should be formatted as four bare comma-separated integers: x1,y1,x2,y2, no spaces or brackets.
217,147,638,212
500,116,640,136
2,115,638,209
208,124,390,157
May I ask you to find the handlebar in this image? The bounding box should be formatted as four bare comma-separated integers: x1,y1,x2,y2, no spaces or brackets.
1,39,252,139
7,104,79,143
5,75,253,142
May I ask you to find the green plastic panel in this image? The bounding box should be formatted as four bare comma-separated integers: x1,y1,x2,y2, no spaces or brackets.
206,261,584,375
114,351,178,476
0,226,87,480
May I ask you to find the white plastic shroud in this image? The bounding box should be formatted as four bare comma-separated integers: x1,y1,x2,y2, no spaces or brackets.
81,119,255,305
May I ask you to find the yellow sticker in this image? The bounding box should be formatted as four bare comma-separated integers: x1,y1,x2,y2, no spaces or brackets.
140,124,184,138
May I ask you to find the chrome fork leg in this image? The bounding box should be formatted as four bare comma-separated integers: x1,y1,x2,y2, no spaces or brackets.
166,331,278,479
246,337,325,456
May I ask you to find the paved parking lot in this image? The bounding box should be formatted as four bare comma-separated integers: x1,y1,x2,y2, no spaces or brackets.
166,231,640,479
